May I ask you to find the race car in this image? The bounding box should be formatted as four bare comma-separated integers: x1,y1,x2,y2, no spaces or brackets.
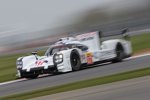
16,30,132,78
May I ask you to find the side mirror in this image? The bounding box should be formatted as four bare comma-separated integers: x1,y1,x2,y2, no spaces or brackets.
31,51,37,55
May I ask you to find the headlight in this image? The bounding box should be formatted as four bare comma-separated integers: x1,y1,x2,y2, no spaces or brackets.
16,60,23,69
16,61,22,65
53,53,63,64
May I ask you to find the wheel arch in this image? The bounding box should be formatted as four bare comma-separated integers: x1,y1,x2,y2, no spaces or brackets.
102,39,132,56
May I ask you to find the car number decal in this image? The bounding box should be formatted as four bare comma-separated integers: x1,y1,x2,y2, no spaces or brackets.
35,61,44,66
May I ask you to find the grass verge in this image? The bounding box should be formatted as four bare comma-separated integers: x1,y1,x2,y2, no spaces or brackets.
0,33,149,82
1,67,150,100
131,33,150,53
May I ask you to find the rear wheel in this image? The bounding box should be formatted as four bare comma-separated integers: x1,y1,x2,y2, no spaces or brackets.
70,50,81,71
112,43,124,63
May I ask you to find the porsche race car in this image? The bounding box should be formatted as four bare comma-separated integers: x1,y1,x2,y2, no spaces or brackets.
16,30,132,78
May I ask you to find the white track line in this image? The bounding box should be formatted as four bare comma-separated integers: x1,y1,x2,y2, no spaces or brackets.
0,53,150,86
125,53,150,60
0,79,26,86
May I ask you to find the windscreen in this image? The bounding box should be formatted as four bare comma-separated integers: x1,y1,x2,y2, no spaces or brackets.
45,46,68,56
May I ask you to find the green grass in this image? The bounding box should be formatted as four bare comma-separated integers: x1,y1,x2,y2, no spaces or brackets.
0,33,149,82
0,54,20,82
1,67,150,100
131,33,150,53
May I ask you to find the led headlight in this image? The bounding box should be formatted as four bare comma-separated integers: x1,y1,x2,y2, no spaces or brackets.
16,61,22,65
53,53,63,64
16,60,23,69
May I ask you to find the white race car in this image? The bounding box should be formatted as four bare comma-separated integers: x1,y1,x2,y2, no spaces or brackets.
16,30,132,78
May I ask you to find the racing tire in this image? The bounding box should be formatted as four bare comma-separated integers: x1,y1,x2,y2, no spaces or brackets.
112,43,124,63
70,50,81,71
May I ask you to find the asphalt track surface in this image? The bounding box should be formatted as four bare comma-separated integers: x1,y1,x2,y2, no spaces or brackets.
33,76,150,100
0,55,150,97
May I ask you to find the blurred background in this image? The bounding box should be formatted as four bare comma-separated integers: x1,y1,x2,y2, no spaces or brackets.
0,0,150,55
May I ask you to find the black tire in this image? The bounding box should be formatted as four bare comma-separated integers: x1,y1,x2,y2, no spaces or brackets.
112,43,124,63
70,50,81,71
